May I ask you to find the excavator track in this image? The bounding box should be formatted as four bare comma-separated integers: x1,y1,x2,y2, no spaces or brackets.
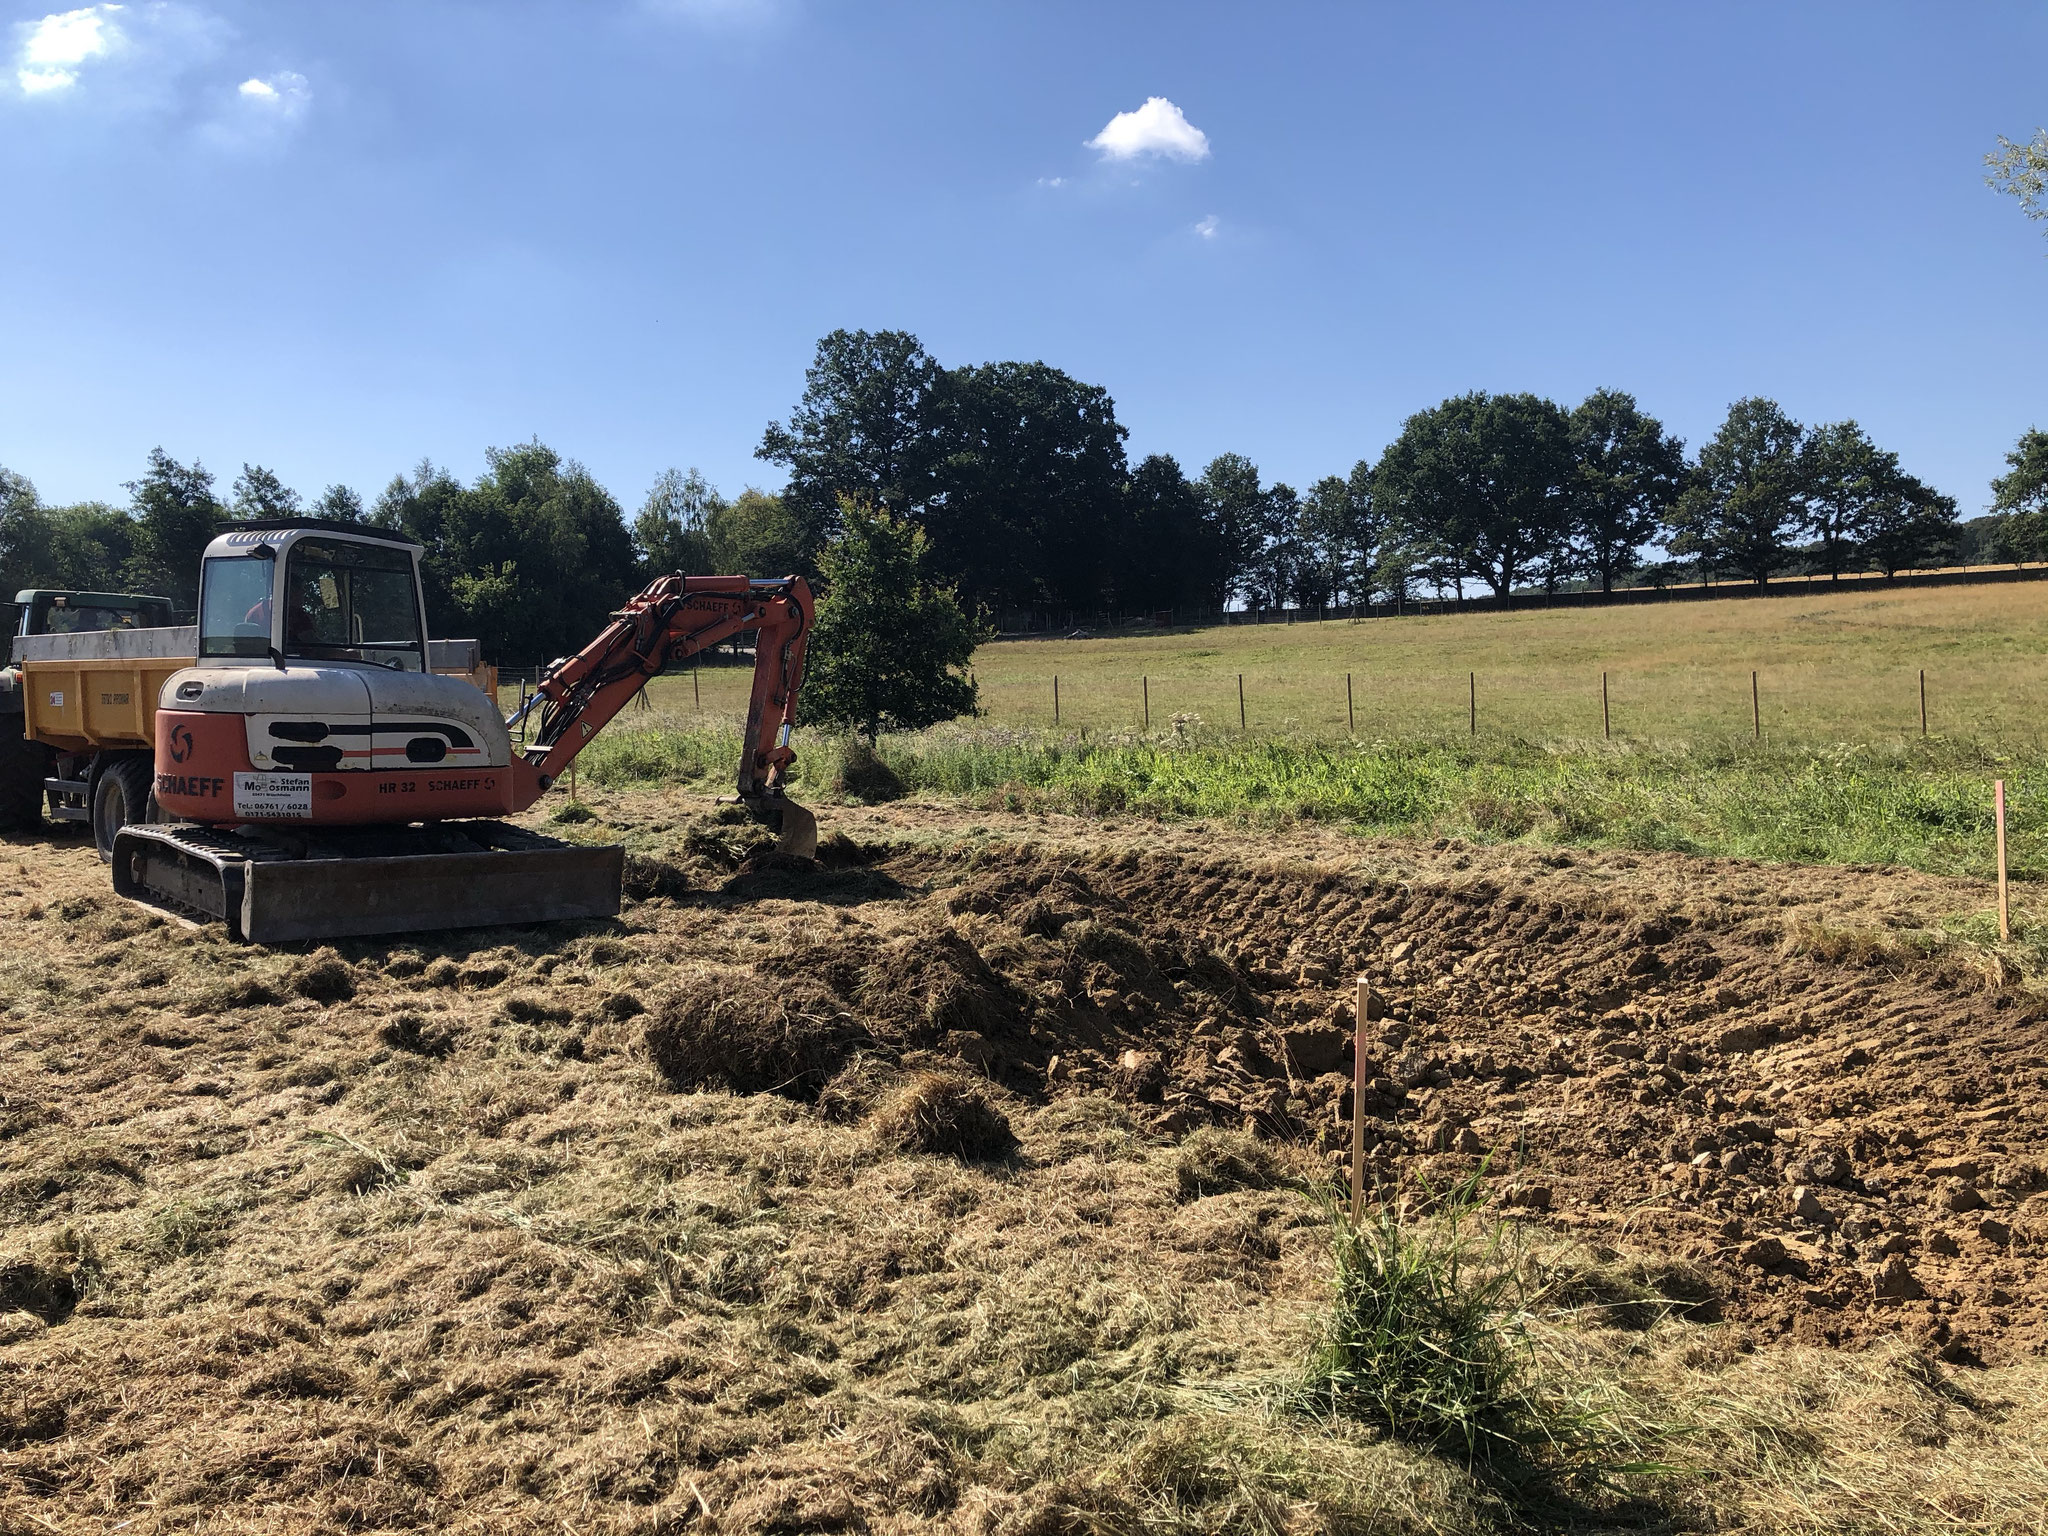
111,821,623,943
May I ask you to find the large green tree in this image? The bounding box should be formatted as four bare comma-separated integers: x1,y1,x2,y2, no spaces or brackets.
1568,389,1684,593
924,360,1129,610
124,449,224,609
1668,398,1806,585
1858,475,1957,578
1988,427,2048,565
374,444,636,664
1109,453,1218,611
231,464,302,520
1374,392,1574,606
633,467,722,577
803,500,980,742
757,329,943,553
707,489,807,578
1796,421,1888,580
1197,453,1272,606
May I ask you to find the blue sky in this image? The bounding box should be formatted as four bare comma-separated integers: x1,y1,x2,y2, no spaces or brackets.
3,1,2045,518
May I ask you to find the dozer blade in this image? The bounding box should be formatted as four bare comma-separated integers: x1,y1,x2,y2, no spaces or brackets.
112,822,624,944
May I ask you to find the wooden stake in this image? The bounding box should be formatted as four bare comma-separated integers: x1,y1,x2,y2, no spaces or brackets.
1602,670,1610,740
1997,779,2010,942
693,664,700,712
1346,672,1355,736
1351,977,1370,1221
1469,672,1476,736
569,759,577,802
1053,674,1060,726
1920,669,1927,737
1238,673,1246,731
1751,670,1760,740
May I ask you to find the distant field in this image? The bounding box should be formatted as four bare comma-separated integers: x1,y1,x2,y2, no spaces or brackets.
610,581,2048,748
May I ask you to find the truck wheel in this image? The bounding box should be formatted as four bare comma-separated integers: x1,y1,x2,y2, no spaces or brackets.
92,758,157,863
0,712,49,832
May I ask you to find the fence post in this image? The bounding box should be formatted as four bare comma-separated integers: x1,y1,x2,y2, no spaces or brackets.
1602,670,1610,740
1996,779,2010,942
1920,669,1928,737
1143,675,1149,729
1469,672,1476,736
1346,672,1355,736
693,663,700,712
1238,673,1246,731
1351,977,1371,1221
1752,671,1760,740
1054,675,1060,727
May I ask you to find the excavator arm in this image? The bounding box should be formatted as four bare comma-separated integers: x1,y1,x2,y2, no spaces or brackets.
506,574,817,856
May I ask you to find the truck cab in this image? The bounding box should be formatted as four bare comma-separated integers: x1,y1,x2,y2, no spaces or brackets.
0,587,179,833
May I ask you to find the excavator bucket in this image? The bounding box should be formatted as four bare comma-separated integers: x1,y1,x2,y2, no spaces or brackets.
773,799,818,860
111,821,623,943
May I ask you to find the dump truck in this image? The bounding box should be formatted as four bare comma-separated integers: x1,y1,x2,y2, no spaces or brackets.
2,517,813,943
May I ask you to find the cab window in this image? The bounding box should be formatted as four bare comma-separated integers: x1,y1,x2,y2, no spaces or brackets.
198,558,280,658
282,541,423,671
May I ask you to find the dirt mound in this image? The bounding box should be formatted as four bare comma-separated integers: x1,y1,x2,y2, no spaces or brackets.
642,969,865,1098
867,1070,1018,1161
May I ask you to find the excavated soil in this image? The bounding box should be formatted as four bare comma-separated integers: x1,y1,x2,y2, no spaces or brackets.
2,790,2046,1529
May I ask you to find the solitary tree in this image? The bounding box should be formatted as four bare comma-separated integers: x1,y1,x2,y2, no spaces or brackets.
1668,398,1805,586
1374,392,1574,606
1568,389,1684,593
803,500,980,743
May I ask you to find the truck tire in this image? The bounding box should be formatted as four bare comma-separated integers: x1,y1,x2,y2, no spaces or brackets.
92,757,157,863
0,711,48,832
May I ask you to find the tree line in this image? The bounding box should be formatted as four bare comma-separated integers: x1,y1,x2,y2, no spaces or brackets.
3,326,2040,664
758,331,1976,612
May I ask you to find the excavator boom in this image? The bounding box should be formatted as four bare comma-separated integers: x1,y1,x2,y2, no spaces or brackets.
506,574,816,854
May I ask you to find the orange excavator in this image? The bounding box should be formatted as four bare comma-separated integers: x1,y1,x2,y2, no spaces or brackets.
82,518,815,941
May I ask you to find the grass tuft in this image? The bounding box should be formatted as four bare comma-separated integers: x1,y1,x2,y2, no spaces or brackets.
1295,1174,1662,1493
867,1070,1018,1161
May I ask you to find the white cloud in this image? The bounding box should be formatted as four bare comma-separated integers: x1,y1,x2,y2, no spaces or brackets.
1088,96,1209,163
16,4,121,94
236,69,307,115
1193,214,1219,240
1037,175,1065,188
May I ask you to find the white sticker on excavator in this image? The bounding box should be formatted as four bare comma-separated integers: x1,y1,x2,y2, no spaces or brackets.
234,773,313,819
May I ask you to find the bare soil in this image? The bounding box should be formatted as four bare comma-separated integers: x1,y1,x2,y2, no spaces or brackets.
2,789,2045,1531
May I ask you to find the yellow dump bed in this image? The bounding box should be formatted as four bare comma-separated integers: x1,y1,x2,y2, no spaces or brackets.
16,628,499,754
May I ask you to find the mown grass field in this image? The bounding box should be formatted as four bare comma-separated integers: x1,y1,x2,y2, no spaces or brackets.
622,579,2048,746
524,582,2048,905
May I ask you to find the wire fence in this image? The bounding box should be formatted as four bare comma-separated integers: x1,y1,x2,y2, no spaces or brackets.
528,660,2045,752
